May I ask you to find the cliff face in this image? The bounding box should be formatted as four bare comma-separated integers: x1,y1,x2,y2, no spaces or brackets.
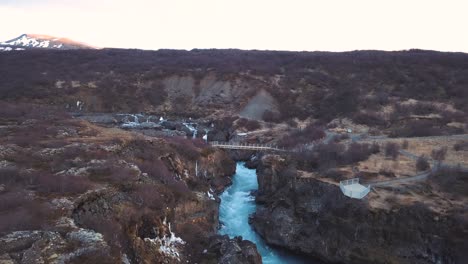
251,155,468,264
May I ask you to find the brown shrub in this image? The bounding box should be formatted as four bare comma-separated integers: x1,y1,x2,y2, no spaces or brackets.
130,184,168,211
431,147,447,163
237,118,261,130
34,173,93,195
0,191,50,232
278,124,325,148
79,214,126,256
88,162,139,184
430,167,468,196
344,142,379,164
323,169,346,181
416,155,430,171
168,136,200,161
138,159,174,184
454,141,468,151
353,112,386,126
0,167,22,186
384,142,400,160
262,110,282,123
389,120,444,138
402,140,409,149
379,168,396,178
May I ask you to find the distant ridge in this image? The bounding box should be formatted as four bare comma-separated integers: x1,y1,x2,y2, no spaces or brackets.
0,34,96,51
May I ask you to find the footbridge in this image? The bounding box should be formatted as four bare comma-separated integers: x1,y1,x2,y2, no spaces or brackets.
209,141,285,152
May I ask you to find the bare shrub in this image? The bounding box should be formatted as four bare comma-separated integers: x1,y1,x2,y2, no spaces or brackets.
138,159,173,184
323,169,345,181
168,181,193,201
295,142,345,171
262,110,281,123
0,191,31,212
0,192,50,232
431,147,447,163
0,167,22,186
379,168,395,178
389,120,443,138
344,142,379,164
244,119,261,130
214,116,236,131
402,140,409,149
79,214,126,256
35,173,93,195
430,166,468,196
167,137,200,161
416,155,430,171
278,124,325,148
88,162,139,183
412,102,438,115
453,141,468,151
384,142,400,160
353,112,386,126
130,184,167,211
237,118,261,130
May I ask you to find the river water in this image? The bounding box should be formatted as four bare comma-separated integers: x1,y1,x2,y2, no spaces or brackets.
219,163,310,264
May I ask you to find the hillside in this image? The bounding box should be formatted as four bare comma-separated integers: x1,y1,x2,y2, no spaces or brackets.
0,48,467,136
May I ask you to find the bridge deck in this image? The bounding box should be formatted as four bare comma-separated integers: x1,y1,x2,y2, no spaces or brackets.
210,142,284,151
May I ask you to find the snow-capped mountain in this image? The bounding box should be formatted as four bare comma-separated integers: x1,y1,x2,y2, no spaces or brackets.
0,34,95,51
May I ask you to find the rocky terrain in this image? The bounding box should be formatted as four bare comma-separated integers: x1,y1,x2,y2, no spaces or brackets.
0,102,261,263
251,155,468,264
0,48,467,263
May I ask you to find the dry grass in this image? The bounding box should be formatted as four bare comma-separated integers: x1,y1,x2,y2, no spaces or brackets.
358,153,416,180
367,182,467,214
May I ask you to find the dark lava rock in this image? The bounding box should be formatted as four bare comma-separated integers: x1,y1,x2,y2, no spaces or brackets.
160,120,179,130
206,235,262,264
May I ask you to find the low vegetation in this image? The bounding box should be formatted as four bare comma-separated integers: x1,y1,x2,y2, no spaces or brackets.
384,142,400,160
416,155,431,171
278,124,325,148
294,142,380,172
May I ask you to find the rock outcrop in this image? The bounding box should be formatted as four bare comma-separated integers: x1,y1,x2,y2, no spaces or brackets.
0,112,257,264
204,235,262,264
251,155,468,264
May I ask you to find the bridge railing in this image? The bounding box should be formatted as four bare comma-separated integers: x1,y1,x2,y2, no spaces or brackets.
209,141,282,150
339,178,371,199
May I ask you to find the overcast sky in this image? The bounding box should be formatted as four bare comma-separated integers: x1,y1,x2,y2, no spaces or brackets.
0,0,467,52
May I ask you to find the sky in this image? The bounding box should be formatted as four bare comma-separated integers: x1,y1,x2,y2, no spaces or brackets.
0,0,467,52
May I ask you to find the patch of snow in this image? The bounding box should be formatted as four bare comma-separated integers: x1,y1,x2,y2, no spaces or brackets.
39,40,50,48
